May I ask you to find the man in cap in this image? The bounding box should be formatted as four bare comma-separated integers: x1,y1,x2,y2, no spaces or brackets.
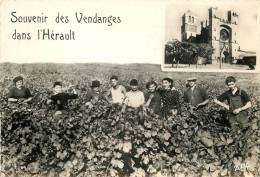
214,76,252,129
105,75,126,104
121,79,145,124
184,77,209,110
85,80,105,109
49,81,78,110
8,76,33,103
158,77,181,117
123,79,145,109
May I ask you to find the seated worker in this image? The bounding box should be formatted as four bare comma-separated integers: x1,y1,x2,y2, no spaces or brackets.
48,81,78,110
8,76,33,103
122,79,145,111
183,77,209,110
85,80,105,109
214,76,252,129
105,75,126,104
144,81,161,115
158,77,181,117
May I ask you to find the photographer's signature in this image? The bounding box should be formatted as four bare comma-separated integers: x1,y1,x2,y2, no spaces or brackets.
233,162,259,177
234,162,253,172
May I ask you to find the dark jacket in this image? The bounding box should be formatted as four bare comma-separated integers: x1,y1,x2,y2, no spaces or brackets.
51,93,78,110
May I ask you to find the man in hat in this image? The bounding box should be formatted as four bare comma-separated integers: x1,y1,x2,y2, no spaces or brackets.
184,77,209,110
85,80,105,109
8,76,33,103
123,79,145,109
214,76,252,129
158,77,181,117
105,75,126,104
48,81,78,110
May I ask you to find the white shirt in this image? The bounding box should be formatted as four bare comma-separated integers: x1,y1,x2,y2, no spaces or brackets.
111,85,126,104
125,90,145,108
232,87,238,95
191,85,196,91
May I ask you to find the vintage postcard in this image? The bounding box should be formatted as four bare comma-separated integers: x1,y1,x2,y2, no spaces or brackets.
0,0,260,177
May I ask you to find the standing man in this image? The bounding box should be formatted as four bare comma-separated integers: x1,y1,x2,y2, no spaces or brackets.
184,77,209,110
105,75,126,105
122,79,145,123
49,81,78,110
214,76,252,129
144,81,161,115
85,80,104,109
123,79,145,109
158,77,181,117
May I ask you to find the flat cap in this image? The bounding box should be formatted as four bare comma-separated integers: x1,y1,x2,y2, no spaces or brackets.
187,77,197,81
13,76,23,83
162,77,173,83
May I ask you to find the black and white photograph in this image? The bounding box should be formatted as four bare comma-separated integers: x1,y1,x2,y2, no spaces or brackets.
163,2,259,72
2,64,260,177
1,1,260,177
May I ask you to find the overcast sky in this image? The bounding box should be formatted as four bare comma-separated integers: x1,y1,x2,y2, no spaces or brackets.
165,2,258,51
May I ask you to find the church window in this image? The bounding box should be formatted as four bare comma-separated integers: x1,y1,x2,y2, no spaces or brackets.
192,17,194,23
189,16,191,22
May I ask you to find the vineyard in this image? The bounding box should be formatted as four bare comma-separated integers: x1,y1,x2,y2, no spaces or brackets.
0,63,260,177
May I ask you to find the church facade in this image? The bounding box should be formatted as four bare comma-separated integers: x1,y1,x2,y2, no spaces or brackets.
181,8,240,64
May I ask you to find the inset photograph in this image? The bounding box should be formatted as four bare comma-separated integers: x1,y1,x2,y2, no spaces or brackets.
163,3,258,72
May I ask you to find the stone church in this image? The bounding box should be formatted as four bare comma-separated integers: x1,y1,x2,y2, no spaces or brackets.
181,7,241,64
